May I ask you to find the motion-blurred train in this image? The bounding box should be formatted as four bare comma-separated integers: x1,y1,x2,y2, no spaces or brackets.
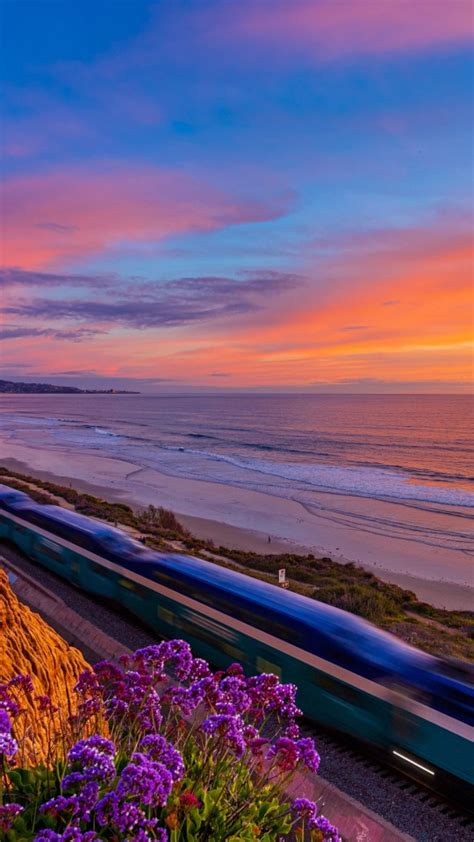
0,483,472,802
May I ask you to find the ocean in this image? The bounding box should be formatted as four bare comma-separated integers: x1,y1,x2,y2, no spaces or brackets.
0,393,472,506
0,394,473,580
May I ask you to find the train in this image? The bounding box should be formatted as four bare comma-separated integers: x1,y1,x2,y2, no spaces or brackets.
0,483,472,802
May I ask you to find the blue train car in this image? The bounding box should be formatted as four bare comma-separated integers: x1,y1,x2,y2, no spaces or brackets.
0,488,472,798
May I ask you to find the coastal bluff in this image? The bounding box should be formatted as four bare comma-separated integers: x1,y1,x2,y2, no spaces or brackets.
0,568,90,763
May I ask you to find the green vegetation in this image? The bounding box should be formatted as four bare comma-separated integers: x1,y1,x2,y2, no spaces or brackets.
0,642,338,841
1,465,472,662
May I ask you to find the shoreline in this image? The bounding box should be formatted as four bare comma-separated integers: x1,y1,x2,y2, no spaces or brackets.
1,444,473,611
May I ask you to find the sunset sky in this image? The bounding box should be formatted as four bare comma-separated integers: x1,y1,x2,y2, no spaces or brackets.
1,0,473,392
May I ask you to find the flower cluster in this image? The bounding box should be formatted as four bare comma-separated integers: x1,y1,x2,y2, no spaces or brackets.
292,799,340,840
0,640,340,842
0,802,24,832
0,707,18,759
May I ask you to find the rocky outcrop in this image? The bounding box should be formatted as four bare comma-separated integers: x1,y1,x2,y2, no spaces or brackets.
0,569,90,765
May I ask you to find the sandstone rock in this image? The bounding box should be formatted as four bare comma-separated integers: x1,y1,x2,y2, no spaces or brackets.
0,568,90,765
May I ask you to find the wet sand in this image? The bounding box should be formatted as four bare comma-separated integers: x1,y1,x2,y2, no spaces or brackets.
1,443,473,610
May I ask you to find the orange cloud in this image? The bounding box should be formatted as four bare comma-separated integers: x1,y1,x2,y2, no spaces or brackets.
2,214,472,391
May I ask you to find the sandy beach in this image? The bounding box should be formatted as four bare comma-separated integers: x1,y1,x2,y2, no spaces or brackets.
2,440,473,611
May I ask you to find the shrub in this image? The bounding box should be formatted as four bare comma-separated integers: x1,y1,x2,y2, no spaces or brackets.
317,584,399,623
0,641,339,842
138,505,188,537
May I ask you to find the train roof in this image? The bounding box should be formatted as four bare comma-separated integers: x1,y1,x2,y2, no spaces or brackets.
5,488,469,690
19,502,152,556
0,483,31,504
14,502,117,535
152,552,434,672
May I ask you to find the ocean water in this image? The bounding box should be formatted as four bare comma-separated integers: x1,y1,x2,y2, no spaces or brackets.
0,393,473,511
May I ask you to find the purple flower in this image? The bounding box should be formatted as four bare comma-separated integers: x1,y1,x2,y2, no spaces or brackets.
291,797,318,821
167,686,195,715
41,781,99,823
9,673,34,693
247,737,269,756
297,736,320,773
76,781,100,821
93,660,124,684
140,734,184,782
116,752,173,807
215,675,250,715
309,814,341,840
61,771,85,789
35,694,57,713
74,670,100,696
188,657,211,681
66,735,116,785
226,662,245,677
0,703,17,752
136,688,163,730
0,693,19,717
246,673,302,721
0,731,18,759
0,708,11,732
267,737,299,771
40,794,71,818
267,736,320,774
70,734,115,757
34,830,98,841
0,802,23,831
128,829,167,842
95,792,160,835
133,639,194,682
106,697,128,718
202,713,246,756
284,722,300,739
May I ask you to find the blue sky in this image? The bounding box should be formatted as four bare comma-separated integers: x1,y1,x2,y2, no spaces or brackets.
1,0,473,391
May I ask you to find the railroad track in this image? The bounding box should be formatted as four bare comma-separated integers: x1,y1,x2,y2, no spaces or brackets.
299,723,474,840
1,540,472,842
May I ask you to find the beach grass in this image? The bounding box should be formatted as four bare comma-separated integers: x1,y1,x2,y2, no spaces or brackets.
1,465,472,662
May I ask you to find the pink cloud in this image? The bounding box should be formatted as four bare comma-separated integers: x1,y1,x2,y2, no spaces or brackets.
208,0,473,59
1,164,288,269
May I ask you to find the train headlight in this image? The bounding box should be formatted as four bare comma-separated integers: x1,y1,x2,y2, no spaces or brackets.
392,750,435,776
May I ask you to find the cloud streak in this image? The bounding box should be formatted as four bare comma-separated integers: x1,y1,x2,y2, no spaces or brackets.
3,272,302,330
0,326,103,342
210,0,473,60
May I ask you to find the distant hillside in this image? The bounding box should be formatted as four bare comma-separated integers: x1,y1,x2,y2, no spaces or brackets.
0,379,139,394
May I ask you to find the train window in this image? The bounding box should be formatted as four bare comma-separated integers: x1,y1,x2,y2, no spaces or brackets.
176,615,221,648
13,524,28,535
21,510,97,555
90,561,108,578
221,641,245,662
157,606,175,625
22,511,49,530
152,569,300,647
118,578,150,600
257,656,282,678
38,538,63,562
55,524,99,554
155,568,204,598
314,673,360,705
